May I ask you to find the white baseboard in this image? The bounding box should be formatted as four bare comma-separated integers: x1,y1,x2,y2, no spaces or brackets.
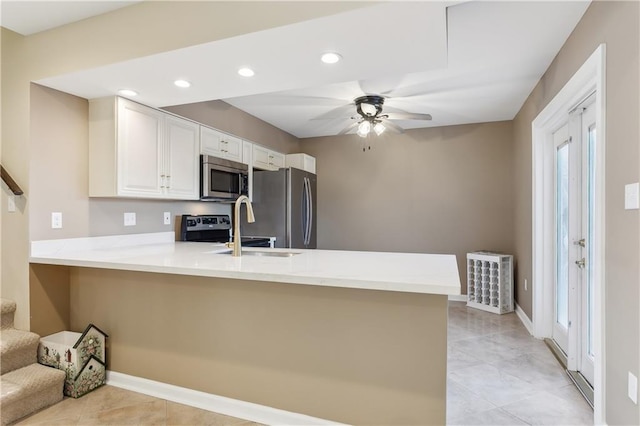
106,371,347,426
448,294,467,302
515,303,534,335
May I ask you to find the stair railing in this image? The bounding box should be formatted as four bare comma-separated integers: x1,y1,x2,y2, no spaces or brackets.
1,164,24,195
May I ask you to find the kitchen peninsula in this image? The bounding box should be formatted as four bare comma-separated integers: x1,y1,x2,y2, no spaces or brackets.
30,233,460,425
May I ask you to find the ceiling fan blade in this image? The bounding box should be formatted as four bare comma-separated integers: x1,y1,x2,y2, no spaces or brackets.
383,112,432,121
358,76,406,96
310,104,355,121
380,119,404,134
337,121,360,135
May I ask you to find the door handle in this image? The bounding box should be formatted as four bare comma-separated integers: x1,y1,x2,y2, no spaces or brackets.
307,177,313,247
573,238,585,247
575,258,586,268
302,177,308,246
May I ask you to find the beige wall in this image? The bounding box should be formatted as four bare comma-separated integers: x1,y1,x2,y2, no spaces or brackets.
302,121,515,289
29,264,70,337
164,100,301,155
512,1,639,423
69,267,448,425
1,28,31,328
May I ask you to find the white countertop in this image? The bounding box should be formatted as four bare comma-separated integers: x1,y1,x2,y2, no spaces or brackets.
30,233,461,296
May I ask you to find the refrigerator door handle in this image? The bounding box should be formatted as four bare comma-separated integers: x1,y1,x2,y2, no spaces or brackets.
302,177,309,246
306,177,313,247
303,177,309,246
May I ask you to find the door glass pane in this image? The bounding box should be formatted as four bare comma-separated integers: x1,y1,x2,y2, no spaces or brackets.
587,125,596,357
556,143,570,329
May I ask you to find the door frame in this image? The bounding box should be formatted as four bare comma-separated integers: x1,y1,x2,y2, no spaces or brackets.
531,44,606,423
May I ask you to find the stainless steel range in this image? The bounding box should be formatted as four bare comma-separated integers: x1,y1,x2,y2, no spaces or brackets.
179,214,273,247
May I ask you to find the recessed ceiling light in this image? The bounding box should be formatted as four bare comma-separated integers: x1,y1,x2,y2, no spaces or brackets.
321,52,342,64
238,67,255,77
174,79,191,88
118,89,137,97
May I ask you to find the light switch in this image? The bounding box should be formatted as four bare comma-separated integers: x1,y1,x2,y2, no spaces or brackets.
124,212,136,227
629,372,638,404
7,195,16,212
163,212,171,225
51,212,62,229
625,183,639,210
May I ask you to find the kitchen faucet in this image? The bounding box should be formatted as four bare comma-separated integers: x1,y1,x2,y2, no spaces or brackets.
229,195,255,257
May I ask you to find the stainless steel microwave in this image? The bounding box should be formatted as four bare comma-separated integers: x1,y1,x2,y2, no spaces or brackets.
200,155,248,201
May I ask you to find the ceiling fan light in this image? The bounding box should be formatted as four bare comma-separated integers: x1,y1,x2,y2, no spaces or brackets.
360,103,377,116
357,121,371,137
373,122,386,136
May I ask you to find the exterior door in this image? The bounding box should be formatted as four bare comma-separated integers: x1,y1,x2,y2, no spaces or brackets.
553,123,571,354
552,96,596,386
578,100,596,385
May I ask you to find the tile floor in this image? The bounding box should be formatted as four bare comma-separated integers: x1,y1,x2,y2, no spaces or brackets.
447,301,593,425
12,385,264,426
13,301,593,425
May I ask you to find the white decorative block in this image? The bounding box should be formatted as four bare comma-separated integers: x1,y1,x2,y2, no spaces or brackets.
466,252,514,314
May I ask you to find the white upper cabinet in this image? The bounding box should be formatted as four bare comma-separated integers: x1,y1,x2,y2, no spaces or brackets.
253,144,285,171
285,153,316,174
165,116,200,199
200,126,242,163
89,96,200,200
116,99,164,197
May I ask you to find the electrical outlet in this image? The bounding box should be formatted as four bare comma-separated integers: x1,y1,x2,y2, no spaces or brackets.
124,212,136,227
51,212,62,229
7,195,16,212
625,183,639,210
629,372,638,404
163,212,171,225
524,279,528,291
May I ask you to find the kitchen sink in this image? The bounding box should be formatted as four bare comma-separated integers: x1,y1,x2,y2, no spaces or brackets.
216,250,301,257
244,250,301,257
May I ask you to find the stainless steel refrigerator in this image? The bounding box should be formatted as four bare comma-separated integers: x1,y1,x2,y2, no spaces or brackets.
244,167,316,249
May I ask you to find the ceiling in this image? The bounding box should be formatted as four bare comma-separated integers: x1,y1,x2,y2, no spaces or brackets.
0,1,140,36
4,1,590,139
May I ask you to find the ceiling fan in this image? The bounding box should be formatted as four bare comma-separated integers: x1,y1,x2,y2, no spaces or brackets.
334,95,432,137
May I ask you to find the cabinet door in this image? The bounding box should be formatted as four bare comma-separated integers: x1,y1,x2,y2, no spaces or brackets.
165,116,200,199
200,126,223,157
220,134,242,162
242,141,253,166
270,151,285,169
252,144,271,170
253,145,284,171
117,99,164,197
285,153,316,173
